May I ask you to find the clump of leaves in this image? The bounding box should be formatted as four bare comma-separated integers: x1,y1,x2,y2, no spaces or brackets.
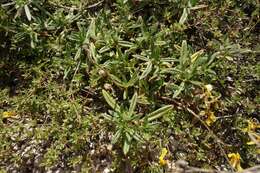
0,0,259,172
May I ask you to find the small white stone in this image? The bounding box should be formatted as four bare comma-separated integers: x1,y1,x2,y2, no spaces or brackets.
227,76,233,81
103,167,110,173
205,84,213,92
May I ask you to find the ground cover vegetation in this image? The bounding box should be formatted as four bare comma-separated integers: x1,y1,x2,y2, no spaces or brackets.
0,0,259,172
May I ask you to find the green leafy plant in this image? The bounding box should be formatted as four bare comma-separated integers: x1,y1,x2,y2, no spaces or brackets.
102,89,172,155
0,0,259,172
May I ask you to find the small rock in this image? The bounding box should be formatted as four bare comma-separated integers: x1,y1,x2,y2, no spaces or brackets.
176,160,188,169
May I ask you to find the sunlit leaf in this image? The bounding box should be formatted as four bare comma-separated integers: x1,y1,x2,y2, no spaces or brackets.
172,81,185,98
126,72,139,87
74,48,81,60
99,46,110,53
180,40,189,68
112,130,121,144
84,18,96,43
123,139,130,155
191,50,204,63
118,40,134,48
146,105,172,122
129,92,137,115
102,89,120,112
90,42,97,62
140,61,152,79
109,74,125,88
179,8,188,24
24,5,32,21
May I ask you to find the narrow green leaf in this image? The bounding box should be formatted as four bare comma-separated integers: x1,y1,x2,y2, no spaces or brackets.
123,139,130,155
102,89,120,112
190,80,203,86
161,58,179,63
24,5,32,21
63,67,71,80
31,1,54,20
123,89,128,100
112,130,121,144
140,61,152,79
102,113,113,121
30,35,35,48
109,74,125,88
129,92,137,115
90,42,97,62
180,40,189,68
99,46,110,53
130,114,141,121
88,19,96,37
126,72,139,87
151,46,160,60
118,40,134,48
84,18,96,43
125,132,132,142
146,105,172,122
172,82,185,98
1,2,15,7
190,0,199,6
74,48,81,60
132,54,149,61
155,41,167,46
137,94,150,105
179,8,188,24
207,52,220,66
133,133,143,142
191,50,204,63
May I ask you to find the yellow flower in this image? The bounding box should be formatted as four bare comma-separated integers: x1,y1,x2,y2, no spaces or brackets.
159,148,168,166
200,110,216,126
228,153,243,171
205,111,217,126
2,111,16,118
243,120,260,133
205,84,213,93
